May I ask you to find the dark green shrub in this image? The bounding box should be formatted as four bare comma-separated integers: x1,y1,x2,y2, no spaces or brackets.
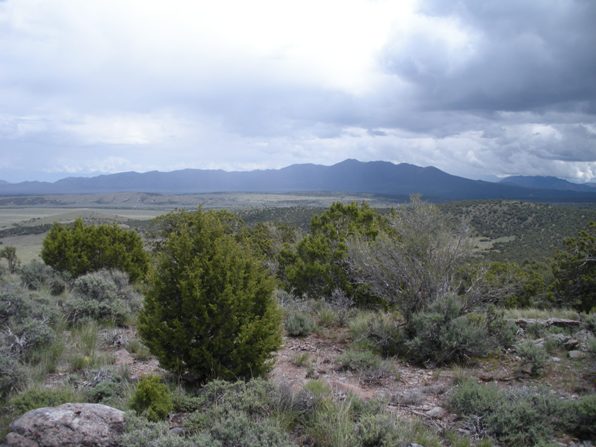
285,310,316,337
121,415,221,447
7,318,55,358
8,386,81,415
404,297,491,365
582,312,596,332
400,296,518,366
0,285,60,327
0,287,24,325
196,409,294,447
183,379,295,447
316,305,340,328
130,376,173,422
127,339,152,360
0,246,19,274
139,209,282,383
354,410,444,447
19,260,55,291
0,351,26,399
558,394,596,439
86,375,131,407
17,259,66,296
49,277,66,296
280,202,384,302
449,380,594,446
64,270,141,326
337,349,381,372
171,390,204,413
347,197,472,316
87,380,122,403
42,218,149,281
355,413,401,447
448,379,504,417
72,269,133,301
486,305,517,348
190,379,280,417
64,297,126,326
515,341,548,377
487,394,553,446
0,284,59,362
349,312,405,357
551,221,595,312
464,261,550,308
337,349,394,384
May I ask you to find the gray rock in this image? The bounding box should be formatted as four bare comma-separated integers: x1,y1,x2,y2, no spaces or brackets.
6,403,125,447
426,406,446,419
568,350,587,359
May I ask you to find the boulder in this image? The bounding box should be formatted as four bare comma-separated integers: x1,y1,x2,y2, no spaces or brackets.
5,403,125,447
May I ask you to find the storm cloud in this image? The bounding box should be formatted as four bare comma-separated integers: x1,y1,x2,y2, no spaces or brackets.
0,0,594,182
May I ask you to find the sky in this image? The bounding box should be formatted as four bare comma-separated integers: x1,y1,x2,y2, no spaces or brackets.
0,0,595,183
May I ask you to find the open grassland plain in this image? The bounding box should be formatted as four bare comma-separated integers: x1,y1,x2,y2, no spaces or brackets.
0,207,164,263
0,192,399,261
2,194,595,264
0,191,398,211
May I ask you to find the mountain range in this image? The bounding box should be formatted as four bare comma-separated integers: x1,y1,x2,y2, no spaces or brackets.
499,175,596,192
1,160,595,202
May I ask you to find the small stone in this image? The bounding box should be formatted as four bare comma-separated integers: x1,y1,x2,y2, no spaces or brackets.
551,356,561,363
568,350,586,359
426,406,446,419
169,427,186,436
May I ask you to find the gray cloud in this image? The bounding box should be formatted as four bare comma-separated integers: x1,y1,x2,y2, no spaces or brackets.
0,0,594,183
383,0,596,113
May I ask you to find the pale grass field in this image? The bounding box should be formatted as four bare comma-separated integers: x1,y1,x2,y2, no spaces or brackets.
0,208,164,229
2,233,46,263
0,207,165,263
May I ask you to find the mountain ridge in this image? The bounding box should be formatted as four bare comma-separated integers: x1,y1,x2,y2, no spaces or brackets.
500,175,596,192
1,160,596,202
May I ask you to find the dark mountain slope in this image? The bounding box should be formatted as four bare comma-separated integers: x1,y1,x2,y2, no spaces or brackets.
1,159,596,201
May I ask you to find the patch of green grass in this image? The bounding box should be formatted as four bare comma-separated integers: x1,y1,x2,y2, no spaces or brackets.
291,352,311,368
126,339,152,361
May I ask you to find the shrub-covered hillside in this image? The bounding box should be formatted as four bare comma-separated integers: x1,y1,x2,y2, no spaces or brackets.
0,202,594,446
441,200,596,262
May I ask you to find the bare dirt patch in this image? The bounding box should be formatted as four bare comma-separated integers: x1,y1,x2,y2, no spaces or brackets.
269,332,456,422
